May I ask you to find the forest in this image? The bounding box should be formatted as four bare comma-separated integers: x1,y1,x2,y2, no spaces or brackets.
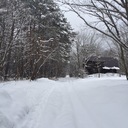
0,0,74,80
0,0,128,80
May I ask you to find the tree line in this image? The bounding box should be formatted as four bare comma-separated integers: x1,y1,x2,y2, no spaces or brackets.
1,0,128,81
0,0,73,80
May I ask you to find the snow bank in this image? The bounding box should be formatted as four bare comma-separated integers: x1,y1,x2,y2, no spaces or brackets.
0,112,13,128
0,91,14,128
0,79,54,128
0,91,12,107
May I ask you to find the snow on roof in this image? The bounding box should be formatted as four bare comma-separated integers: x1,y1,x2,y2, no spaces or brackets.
103,66,119,70
111,66,120,70
87,56,119,67
103,66,110,69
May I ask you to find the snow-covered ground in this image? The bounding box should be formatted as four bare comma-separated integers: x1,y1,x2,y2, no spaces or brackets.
0,74,128,128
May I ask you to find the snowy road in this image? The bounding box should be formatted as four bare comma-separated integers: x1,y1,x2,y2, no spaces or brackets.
0,76,128,128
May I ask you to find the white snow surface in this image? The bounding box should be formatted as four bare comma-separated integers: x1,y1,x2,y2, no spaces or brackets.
0,75,128,128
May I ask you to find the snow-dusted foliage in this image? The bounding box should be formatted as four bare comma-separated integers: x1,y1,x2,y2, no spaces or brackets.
0,0,73,80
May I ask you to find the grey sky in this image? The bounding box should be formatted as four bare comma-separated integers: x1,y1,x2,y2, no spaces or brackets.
64,11,84,31
58,3,85,31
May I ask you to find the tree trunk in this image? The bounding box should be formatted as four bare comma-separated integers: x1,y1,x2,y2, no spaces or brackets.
120,45,128,80
4,21,15,80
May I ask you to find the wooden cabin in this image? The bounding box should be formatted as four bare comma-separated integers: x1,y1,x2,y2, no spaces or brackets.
84,56,119,74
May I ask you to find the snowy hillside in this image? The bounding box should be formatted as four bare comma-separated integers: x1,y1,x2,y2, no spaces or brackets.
0,75,128,128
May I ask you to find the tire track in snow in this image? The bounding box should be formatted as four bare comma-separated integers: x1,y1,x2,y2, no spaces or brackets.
36,85,64,128
16,81,103,128
17,85,55,128
71,85,102,128
52,85,78,128
28,84,79,128
65,83,102,128
22,83,101,128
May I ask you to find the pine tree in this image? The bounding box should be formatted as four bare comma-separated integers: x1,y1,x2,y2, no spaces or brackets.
0,0,73,80
23,0,73,79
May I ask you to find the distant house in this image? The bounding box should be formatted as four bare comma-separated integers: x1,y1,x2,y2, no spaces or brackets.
84,56,119,74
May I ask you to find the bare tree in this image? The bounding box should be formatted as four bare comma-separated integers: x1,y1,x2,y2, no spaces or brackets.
0,0,26,80
60,0,128,79
70,29,102,77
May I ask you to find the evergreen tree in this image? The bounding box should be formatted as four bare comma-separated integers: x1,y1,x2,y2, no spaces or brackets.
0,0,73,80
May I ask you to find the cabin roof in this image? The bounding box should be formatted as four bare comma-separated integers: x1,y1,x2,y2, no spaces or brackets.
87,56,119,67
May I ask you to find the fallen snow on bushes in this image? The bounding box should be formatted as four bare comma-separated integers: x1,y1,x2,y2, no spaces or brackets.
0,75,128,128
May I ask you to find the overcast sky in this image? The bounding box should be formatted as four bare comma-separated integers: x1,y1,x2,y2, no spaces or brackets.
64,11,84,31
59,5,96,32
58,3,85,31
58,1,114,49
